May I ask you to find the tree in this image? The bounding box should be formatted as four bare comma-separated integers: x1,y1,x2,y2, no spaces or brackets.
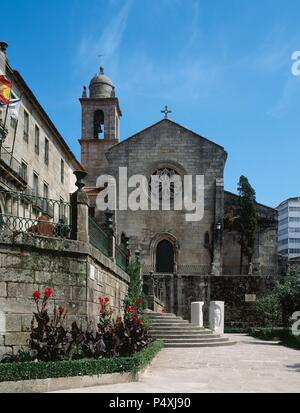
255,266,300,326
275,265,300,324
237,176,257,273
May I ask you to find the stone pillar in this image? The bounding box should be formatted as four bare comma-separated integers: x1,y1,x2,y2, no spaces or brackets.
147,271,155,311
70,171,89,242
191,301,204,327
211,178,224,276
209,301,224,335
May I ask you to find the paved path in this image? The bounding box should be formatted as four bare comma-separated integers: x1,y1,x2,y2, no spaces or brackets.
52,335,300,393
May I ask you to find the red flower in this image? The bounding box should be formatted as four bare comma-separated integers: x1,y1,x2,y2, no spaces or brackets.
137,318,143,325
44,287,53,298
116,316,122,322
137,297,143,304
105,297,110,303
132,306,138,317
33,290,41,300
58,305,64,315
126,305,131,313
109,307,114,315
99,297,104,303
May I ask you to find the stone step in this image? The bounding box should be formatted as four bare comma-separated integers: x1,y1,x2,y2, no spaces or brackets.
145,312,177,318
164,341,236,348
163,337,228,344
148,316,184,321
150,333,220,339
149,321,191,326
149,328,212,334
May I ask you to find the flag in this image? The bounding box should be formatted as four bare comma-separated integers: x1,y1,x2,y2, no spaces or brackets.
0,75,12,104
0,98,22,120
8,98,21,120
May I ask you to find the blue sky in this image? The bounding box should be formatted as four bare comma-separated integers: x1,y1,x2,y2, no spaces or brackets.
2,0,300,207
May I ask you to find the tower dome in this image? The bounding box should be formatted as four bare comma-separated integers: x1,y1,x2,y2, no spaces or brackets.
89,67,115,98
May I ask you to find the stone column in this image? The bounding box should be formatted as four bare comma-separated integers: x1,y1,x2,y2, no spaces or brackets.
211,178,224,276
209,301,224,335
70,171,89,242
191,301,204,327
147,271,155,311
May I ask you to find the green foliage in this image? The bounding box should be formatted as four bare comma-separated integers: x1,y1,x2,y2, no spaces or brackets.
248,327,300,350
0,348,32,364
0,340,164,383
255,266,300,327
248,327,289,341
237,175,257,263
29,288,69,361
124,260,146,308
275,265,300,323
255,294,282,327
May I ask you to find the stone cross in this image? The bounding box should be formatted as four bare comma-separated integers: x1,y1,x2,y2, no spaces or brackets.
161,105,172,119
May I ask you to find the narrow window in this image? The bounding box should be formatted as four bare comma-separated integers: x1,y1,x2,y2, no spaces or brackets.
33,172,39,196
21,160,28,182
61,159,64,184
23,111,29,142
44,137,49,165
43,182,49,199
34,125,40,155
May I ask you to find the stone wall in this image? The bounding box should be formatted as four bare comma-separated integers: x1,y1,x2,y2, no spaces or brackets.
152,273,278,327
107,119,227,273
0,232,129,356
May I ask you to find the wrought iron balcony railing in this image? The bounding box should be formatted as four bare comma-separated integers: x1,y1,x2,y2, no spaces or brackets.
0,190,71,239
0,145,28,182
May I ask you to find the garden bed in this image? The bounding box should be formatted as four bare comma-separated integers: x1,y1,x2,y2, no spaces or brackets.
0,340,163,391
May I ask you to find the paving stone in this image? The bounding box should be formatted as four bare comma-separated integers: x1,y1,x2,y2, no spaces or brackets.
51,335,300,393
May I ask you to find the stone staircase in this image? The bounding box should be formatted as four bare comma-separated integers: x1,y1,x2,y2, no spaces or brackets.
146,311,235,348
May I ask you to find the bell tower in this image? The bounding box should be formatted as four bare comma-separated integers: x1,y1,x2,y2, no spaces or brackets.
79,67,122,187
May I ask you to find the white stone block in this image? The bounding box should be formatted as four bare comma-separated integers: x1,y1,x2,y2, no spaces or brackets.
209,301,224,335
191,301,204,327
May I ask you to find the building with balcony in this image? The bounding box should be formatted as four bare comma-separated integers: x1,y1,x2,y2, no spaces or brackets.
0,42,83,217
277,197,300,259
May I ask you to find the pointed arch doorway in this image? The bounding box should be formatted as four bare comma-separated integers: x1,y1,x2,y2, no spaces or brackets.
149,233,178,313
156,239,174,273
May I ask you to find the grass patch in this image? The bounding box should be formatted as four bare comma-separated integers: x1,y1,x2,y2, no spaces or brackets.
0,340,163,383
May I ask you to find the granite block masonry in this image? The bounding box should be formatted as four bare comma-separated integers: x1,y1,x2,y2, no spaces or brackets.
0,232,129,356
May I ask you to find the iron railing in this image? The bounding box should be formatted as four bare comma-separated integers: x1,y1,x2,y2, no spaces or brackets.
0,146,27,182
115,244,127,271
0,190,71,238
88,216,109,256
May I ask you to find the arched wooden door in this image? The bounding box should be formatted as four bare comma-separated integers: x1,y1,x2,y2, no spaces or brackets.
156,240,174,273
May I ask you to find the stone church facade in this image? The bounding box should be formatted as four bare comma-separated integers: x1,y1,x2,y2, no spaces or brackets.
79,68,279,323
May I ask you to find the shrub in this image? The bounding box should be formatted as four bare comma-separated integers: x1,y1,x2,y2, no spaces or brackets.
255,293,282,327
255,266,300,327
0,340,163,383
1,281,151,363
29,288,70,361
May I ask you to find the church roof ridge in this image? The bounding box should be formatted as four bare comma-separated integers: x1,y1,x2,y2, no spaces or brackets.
224,190,277,212
108,118,226,152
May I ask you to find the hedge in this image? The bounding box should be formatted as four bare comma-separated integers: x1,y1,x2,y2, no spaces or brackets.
0,340,164,383
248,327,300,349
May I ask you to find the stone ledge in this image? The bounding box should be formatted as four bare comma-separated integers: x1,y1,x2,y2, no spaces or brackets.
0,232,130,284
0,372,138,393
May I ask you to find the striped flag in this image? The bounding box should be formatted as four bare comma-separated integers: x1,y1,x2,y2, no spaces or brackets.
0,75,12,104
0,98,22,120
